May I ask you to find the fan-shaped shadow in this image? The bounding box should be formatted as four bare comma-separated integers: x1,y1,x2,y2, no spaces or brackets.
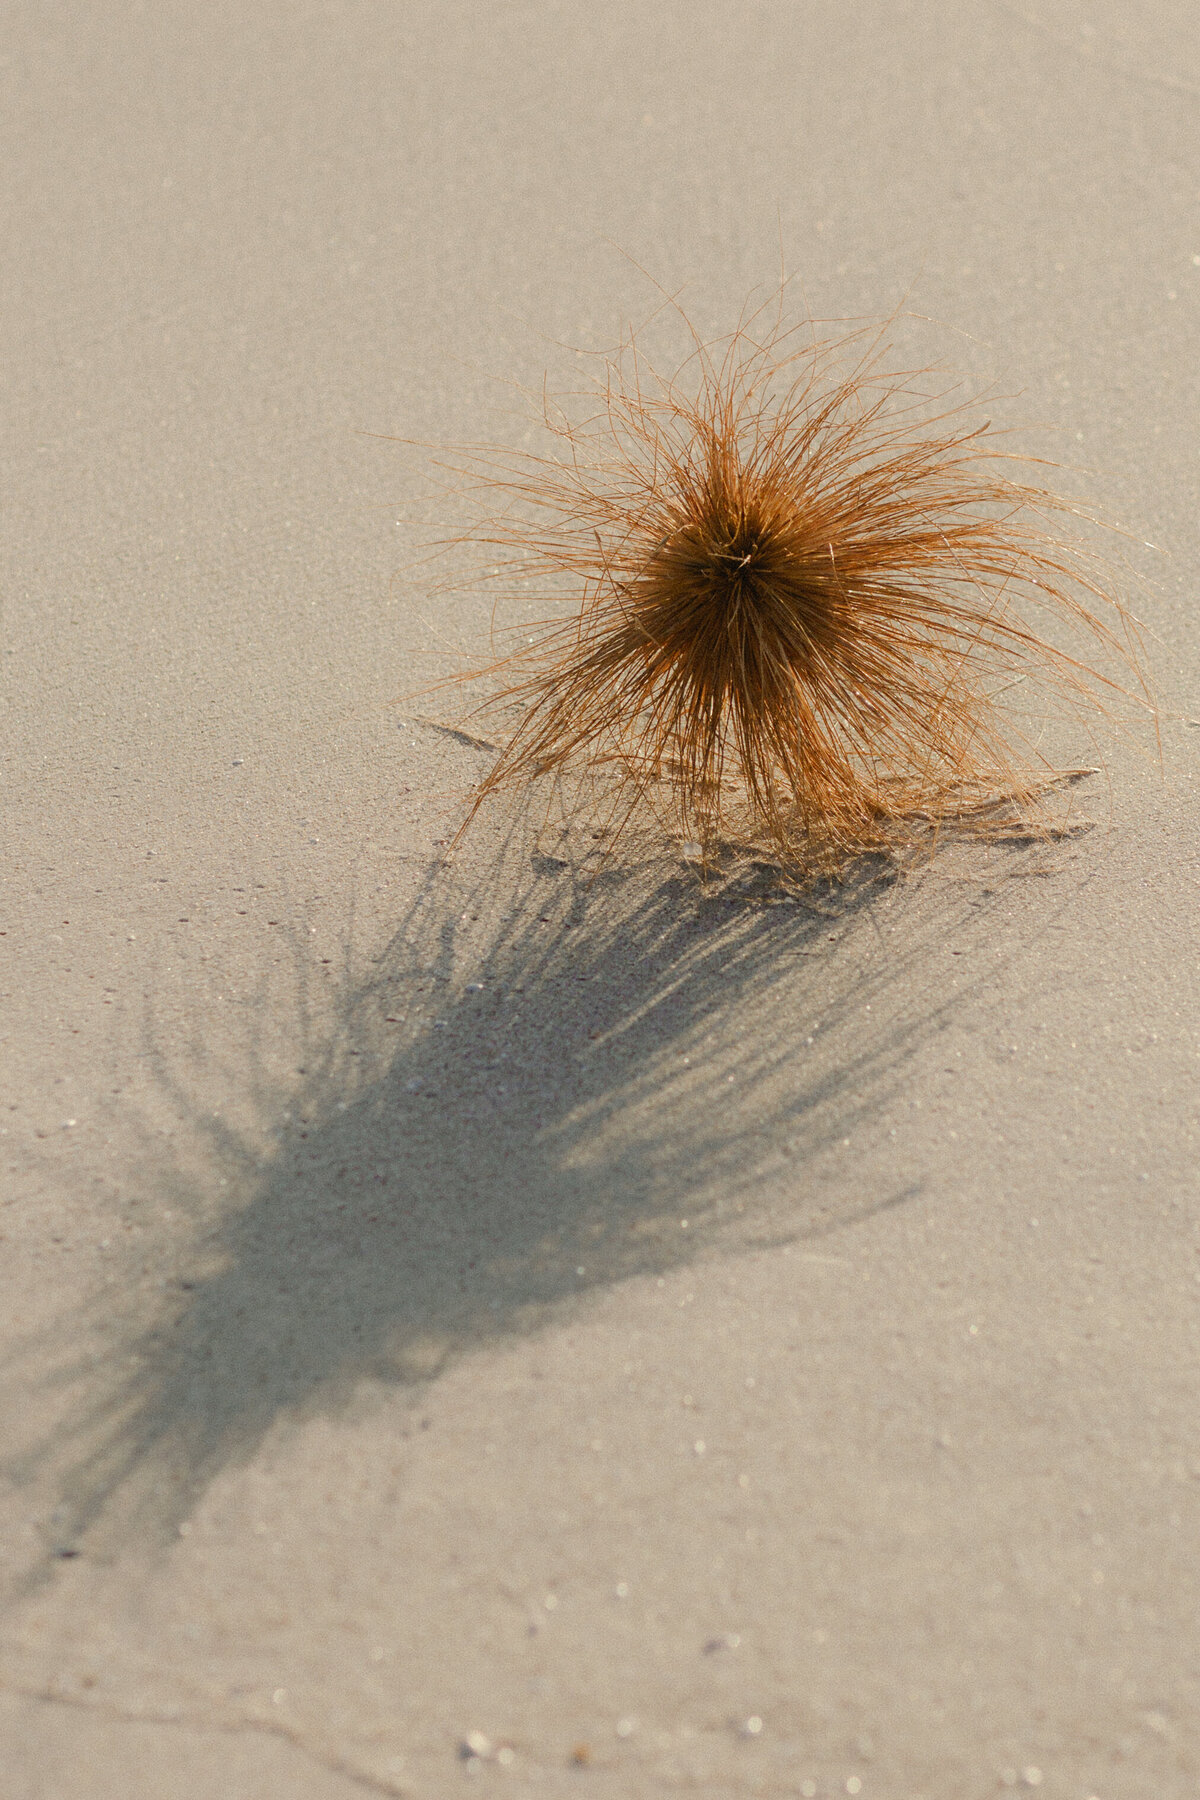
5,829,1002,1578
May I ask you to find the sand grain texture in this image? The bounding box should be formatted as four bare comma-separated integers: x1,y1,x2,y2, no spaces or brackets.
3,2,1200,1796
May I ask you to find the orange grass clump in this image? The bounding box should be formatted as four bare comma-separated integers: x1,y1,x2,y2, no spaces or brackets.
433,298,1143,876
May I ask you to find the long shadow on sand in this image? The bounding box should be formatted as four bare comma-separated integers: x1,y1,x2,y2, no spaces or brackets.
6,829,1006,1569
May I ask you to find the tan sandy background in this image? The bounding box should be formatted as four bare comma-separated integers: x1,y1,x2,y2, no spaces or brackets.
3,2,1200,1796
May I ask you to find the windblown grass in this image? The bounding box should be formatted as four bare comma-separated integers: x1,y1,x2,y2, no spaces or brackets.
427,293,1146,877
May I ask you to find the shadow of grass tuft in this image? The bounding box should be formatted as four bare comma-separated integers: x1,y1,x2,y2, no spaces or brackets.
6,829,1001,1569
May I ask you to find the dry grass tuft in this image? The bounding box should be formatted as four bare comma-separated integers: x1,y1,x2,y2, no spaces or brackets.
427,293,1146,879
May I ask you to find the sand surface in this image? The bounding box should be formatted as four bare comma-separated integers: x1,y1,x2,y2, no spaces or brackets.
3,3,1200,1795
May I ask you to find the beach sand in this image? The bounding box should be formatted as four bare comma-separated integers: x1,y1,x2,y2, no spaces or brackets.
3,3,1199,1794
